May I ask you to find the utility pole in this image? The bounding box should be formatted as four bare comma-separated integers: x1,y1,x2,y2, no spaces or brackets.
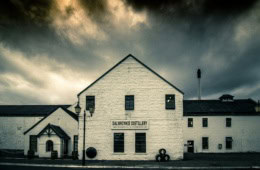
197,69,201,100
82,110,86,166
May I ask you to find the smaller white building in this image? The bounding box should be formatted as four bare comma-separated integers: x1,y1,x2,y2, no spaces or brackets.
0,105,70,152
23,107,78,158
183,94,260,153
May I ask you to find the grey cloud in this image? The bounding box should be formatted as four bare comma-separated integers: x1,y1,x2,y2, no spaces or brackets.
0,89,46,105
126,2,260,99
0,0,259,104
78,0,110,23
124,0,257,16
0,0,53,26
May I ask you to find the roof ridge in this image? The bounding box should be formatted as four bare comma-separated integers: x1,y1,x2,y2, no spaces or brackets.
60,107,78,121
77,54,183,96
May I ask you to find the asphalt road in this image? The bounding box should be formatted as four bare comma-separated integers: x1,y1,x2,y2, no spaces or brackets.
0,165,158,170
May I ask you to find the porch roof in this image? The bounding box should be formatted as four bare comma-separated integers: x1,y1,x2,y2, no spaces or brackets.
37,124,70,140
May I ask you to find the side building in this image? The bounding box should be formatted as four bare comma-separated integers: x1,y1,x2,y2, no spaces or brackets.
23,106,78,158
183,94,260,153
0,105,70,153
0,105,79,158
77,54,184,160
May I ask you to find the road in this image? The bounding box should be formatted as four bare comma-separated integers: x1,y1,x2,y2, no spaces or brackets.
0,165,158,170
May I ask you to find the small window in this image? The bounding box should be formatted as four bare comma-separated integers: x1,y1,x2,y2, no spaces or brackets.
30,135,37,152
226,118,232,127
165,94,175,109
125,95,134,110
46,140,53,152
74,135,78,152
202,137,209,149
135,133,146,153
188,118,193,127
86,96,95,110
226,137,233,149
114,133,124,153
202,118,208,127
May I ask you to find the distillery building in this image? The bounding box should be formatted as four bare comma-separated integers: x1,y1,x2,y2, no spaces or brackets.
0,54,259,160
76,55,184,160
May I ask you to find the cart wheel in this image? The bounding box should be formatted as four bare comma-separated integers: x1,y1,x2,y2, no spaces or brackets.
156,154,162,162
159,148,166,155
164,154,170,162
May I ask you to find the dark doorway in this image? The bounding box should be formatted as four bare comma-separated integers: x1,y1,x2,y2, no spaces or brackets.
63,139,68,157
187,140,194,153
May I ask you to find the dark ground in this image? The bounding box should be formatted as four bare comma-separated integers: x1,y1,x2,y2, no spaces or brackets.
1,153,260,167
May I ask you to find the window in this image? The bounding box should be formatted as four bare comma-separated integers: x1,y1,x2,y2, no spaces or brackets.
29,135,37,152
86,96,95,110
114,133,124,153
202,118,208,127
226,118,232,127
74,135,78,152
202,137,209,149
46,140,53,152
226,137,233,149
165,94,175,109
188,118,193,127
135,133,146,153
125,95,134,110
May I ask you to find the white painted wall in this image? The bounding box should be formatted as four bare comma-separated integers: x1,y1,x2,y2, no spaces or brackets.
24,108,78,157
0,116,43,150
38,136,62,158
183,116,260,153
78,57,184,160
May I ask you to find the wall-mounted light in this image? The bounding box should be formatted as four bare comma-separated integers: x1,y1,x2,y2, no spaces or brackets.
75,102,81,115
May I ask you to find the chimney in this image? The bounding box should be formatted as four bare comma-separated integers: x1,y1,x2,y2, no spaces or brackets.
197,69,201,100
219,94,234,102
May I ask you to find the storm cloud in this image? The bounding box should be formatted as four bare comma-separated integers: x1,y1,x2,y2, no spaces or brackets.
0,0,259,104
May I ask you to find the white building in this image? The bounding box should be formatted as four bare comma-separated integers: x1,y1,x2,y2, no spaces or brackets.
183,94,260,153
76,54,184,160
0,105,69,152
23,107,78,158
0,54,259,160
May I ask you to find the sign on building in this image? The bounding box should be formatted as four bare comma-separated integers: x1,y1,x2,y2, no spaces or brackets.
111,120,149,130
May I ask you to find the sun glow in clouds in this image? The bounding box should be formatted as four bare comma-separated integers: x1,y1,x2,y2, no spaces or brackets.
51,0,148,45
0,44,90,104
51,0,107,45
108,0,148,28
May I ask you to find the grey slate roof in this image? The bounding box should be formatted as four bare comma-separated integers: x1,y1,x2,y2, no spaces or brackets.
0,105,70,117
37,123,70,139
1,99,258,118
184,99,258,116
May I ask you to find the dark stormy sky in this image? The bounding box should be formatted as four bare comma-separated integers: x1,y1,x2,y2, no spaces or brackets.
0,0,259,104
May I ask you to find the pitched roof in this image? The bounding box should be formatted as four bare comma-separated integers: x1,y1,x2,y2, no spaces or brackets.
0,105,70,117
78,54,184,96
61,107,78,121
24,107,78,135
184,99,258,116
37,124,70,139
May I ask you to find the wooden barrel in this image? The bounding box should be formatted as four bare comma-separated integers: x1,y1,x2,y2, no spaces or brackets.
51,150,58,159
